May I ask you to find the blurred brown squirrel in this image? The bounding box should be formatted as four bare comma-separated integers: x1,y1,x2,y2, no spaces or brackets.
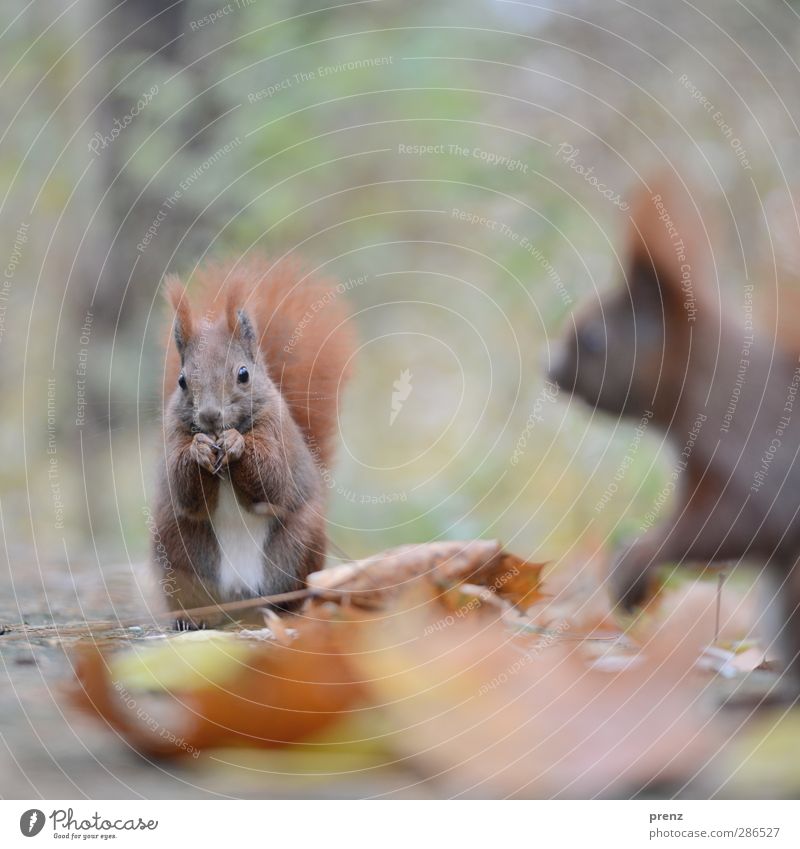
152,254,354,627
549,179,800,693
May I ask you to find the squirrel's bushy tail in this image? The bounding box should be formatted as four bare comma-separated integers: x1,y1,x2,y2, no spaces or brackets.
164,253,355,470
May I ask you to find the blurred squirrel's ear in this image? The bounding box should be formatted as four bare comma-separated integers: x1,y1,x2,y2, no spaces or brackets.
225,281,256,358
164,274,193,361
624,176,714,311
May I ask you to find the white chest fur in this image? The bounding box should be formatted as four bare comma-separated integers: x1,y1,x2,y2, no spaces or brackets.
212,479,268,597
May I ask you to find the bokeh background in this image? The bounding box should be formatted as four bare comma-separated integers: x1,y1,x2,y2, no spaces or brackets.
4,0,800,797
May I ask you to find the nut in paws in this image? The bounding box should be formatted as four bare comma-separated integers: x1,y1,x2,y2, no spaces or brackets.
213,428,245,473
190,432,219,474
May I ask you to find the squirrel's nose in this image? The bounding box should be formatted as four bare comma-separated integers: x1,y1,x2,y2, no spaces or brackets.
197,406,223,434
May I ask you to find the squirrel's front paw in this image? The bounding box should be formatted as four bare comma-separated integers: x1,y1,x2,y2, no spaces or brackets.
609,544,656,613
189,432,219,474
214,428,245,472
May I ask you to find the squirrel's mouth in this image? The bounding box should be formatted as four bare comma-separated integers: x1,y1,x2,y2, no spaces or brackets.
190,414,254,436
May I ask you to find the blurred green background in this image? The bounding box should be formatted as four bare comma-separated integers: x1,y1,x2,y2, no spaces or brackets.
3,0,800,603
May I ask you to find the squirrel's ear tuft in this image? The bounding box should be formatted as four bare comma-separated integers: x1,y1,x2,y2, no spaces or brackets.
233,309,257,358
624,177,713,309
164,274,193,361
225,281,257,358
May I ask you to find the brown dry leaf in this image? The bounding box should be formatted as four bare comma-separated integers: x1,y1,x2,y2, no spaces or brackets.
307,540,545,611
353,596,728,798
483,553,548,609
68,618,366,758
439,583,507,615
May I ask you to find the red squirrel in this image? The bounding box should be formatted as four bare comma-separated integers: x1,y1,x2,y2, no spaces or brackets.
152,254,354,627
549,180,800,694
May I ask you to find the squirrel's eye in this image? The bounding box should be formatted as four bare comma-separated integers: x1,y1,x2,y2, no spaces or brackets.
178,372,187,391
237,366,250,385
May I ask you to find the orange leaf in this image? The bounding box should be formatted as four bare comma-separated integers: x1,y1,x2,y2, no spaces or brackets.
68,620,365,758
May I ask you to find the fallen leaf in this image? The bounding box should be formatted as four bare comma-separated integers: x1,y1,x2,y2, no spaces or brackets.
439,583,507,615
729,647,771,674
68,618,367,758
307,540,545,611
477,553,548,609
109,632,251,692
353,595,728,797
262,608,294,646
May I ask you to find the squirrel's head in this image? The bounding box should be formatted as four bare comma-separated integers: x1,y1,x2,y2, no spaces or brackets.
548,179,715,421
164,276,278,436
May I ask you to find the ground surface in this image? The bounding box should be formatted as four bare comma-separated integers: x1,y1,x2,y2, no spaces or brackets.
0,554,789,800
0,557,432,799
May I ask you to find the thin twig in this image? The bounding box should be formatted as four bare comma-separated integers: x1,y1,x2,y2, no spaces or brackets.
714,569,727,645
0,587,315,641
